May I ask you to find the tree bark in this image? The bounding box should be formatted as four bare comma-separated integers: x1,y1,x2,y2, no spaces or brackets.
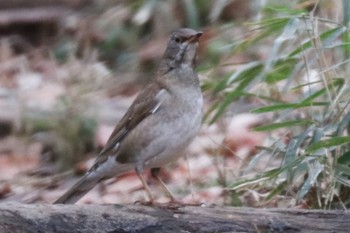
0,202,348,233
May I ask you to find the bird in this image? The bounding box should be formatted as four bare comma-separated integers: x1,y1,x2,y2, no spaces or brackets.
54,28,203,204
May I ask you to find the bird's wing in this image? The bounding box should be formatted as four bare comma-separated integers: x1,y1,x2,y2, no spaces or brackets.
91,82,164,169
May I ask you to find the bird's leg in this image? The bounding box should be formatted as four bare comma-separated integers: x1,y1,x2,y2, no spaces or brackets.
135,166,154,203
151,167,177,202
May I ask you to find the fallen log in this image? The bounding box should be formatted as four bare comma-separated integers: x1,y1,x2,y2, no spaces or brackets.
0,202,348,233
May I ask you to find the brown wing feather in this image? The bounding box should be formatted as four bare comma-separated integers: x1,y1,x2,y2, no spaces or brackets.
91,82,163,169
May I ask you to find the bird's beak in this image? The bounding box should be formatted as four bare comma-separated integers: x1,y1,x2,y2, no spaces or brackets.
188,31,203,43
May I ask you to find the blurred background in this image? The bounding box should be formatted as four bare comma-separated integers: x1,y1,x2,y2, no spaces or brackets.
0,0,350,209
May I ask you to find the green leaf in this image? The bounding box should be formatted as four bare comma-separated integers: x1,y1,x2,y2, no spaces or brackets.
208,66,262,124
201,72,231,93
253,120,314,132
251,102,328,113
265,6,306,15
300,88,327,104
322,42,350,49
252,103,296,113
291,80,323,91
306,136,350,152
297,160,324,200
322,26,347,47
234,18,291,53
284,126,315,166
206,90,244,124
335,174,350,187
342,31,350,58
247,17,291,29
301,78,344,104
265,58,298,83
309,128,324,145
266,181,288,200
337,150,350,164
228,175,270,190
336,111,350,135
229,157,305,190
229,191,242,207
275,17,300,42
335,163,350,176
226,62,263,85
289,26,347,57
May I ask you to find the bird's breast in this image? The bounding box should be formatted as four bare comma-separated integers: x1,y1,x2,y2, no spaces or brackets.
118,68,203,167
139,86,202,167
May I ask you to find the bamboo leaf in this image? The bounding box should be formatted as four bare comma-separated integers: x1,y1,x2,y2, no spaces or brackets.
309,128,324,145
342,31,350,58
297,160,323,200
300,88,327,104
266,181,288,200
265,58,298,84
247,17,291,28
335,163,350,176
284,126,315,166
233,18,291,54
336,111,350,135
306,136,350,152
229,157,305,190
265,7,306,15
337,150,350,164
252,104,297,113
251,102,328,113
253,120,314,132
206,90,244,124
289,26,347,57
226,62,263,85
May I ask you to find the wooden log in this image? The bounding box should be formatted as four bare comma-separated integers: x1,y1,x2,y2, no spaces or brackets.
0,202,348,233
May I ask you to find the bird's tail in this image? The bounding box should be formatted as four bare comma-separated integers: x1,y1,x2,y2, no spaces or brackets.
53,172,101,204
54,160,133,204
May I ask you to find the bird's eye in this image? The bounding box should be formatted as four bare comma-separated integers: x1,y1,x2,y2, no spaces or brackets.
174,37,181,43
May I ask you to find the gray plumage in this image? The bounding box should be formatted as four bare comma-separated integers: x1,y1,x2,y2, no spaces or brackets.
54,28,203,204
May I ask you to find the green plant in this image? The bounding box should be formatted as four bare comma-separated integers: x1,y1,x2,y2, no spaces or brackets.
205,1,350,208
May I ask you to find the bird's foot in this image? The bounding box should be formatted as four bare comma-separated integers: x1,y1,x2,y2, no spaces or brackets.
133,198,207,209
167,199,208,208
133,199,154,206
133,199,183,209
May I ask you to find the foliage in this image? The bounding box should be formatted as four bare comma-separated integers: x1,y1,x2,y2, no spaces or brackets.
205,1,350,208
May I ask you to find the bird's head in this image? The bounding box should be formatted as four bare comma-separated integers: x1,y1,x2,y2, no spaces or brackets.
159,28,202,74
